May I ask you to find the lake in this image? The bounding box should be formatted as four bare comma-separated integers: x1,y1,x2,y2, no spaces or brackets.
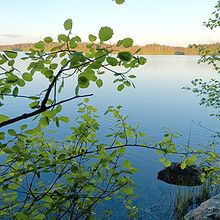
1,55,219,219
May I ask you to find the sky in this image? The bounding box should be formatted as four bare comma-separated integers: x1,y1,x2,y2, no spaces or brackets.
0,0,219,46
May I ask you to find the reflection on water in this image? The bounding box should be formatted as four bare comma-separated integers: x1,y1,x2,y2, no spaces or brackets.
2,55,219,218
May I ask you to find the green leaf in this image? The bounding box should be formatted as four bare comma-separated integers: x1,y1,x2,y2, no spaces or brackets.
78,76,89,88
56,105,62,113
14,212,29,220
5,51,18,59
53,117,60,127
44,111,55,120
128,75,136,78
43,196,53,203
29,101,40,109
122,160,131,169
164,160,171,167
39,116,49,127
12,145,22,152
122,187,133,195
89,34,97,42
0,114,9,123
210,152,217,158
139,131,146,137
20,124,27,131
156,149,163,155
116,40,123,47
138,57,147,65
124,81,131,87
99,27,114,41
8,129,16,136
64,19,72,30
60,116,69,123
117,51,132,61
75,85,79,95
34,41,45,49
122,38,133,48
116,0,125,4
3,147,14,154
43,69,53,78
17,79,25,87
60,58,67,67
185,155,197,166
96,79,103,88
181,162,187,170
58,34,68,42
117,84,124,91
2,88,11,94
22,72,33,82
12,87,18,96
6,60,14,67
107,57,118,66
6,75,17,83
34,214,45,220
0,132,5,140
74,35,81,42
46,99,52,105
44,36,53,43
50,63,58,70
0,54,7,64
84,98,89,103
69,38,77,48
118,147,125,155
159,157,166,163
135,48,141,54
25,128,39,135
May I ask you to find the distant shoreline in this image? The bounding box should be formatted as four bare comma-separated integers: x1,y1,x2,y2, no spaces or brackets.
0,42,219,55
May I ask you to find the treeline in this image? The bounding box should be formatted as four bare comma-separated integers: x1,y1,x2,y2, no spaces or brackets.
0,42,219,55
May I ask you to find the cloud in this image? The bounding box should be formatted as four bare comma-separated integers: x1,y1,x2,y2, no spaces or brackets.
1,34,22,38
0,33,39,45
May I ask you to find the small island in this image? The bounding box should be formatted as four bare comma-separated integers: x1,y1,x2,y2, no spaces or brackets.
175,51,185,55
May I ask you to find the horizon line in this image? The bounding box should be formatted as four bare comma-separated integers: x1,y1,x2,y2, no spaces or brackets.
0,41,219,48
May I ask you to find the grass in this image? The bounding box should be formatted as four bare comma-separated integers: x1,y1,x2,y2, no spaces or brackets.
173,182,217,220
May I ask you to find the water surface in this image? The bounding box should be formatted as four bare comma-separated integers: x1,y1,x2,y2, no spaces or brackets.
2,55,219,219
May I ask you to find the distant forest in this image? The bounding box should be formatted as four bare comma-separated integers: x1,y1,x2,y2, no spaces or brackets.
0,42,219,55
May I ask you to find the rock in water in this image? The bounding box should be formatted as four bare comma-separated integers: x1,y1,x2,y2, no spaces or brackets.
157,162,203,186
184,194,220,220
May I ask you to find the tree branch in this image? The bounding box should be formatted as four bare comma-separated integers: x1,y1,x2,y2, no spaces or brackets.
0,94,93,128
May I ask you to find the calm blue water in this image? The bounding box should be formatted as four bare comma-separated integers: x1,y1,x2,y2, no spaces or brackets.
1,55,219,219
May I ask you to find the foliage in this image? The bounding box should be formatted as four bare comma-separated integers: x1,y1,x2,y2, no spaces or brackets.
183,0,220,186
0,19,146,128
0,5,152,217
204,0,220,29
0,12,216,214
1,0,220,218
0,14,204,216
187,0,220,102
185,1,220,120
0,100,144,219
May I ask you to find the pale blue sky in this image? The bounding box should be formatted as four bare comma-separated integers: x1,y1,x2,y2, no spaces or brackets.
0,0,219,46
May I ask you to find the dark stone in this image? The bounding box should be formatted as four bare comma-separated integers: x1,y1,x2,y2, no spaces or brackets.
157,162,203,186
